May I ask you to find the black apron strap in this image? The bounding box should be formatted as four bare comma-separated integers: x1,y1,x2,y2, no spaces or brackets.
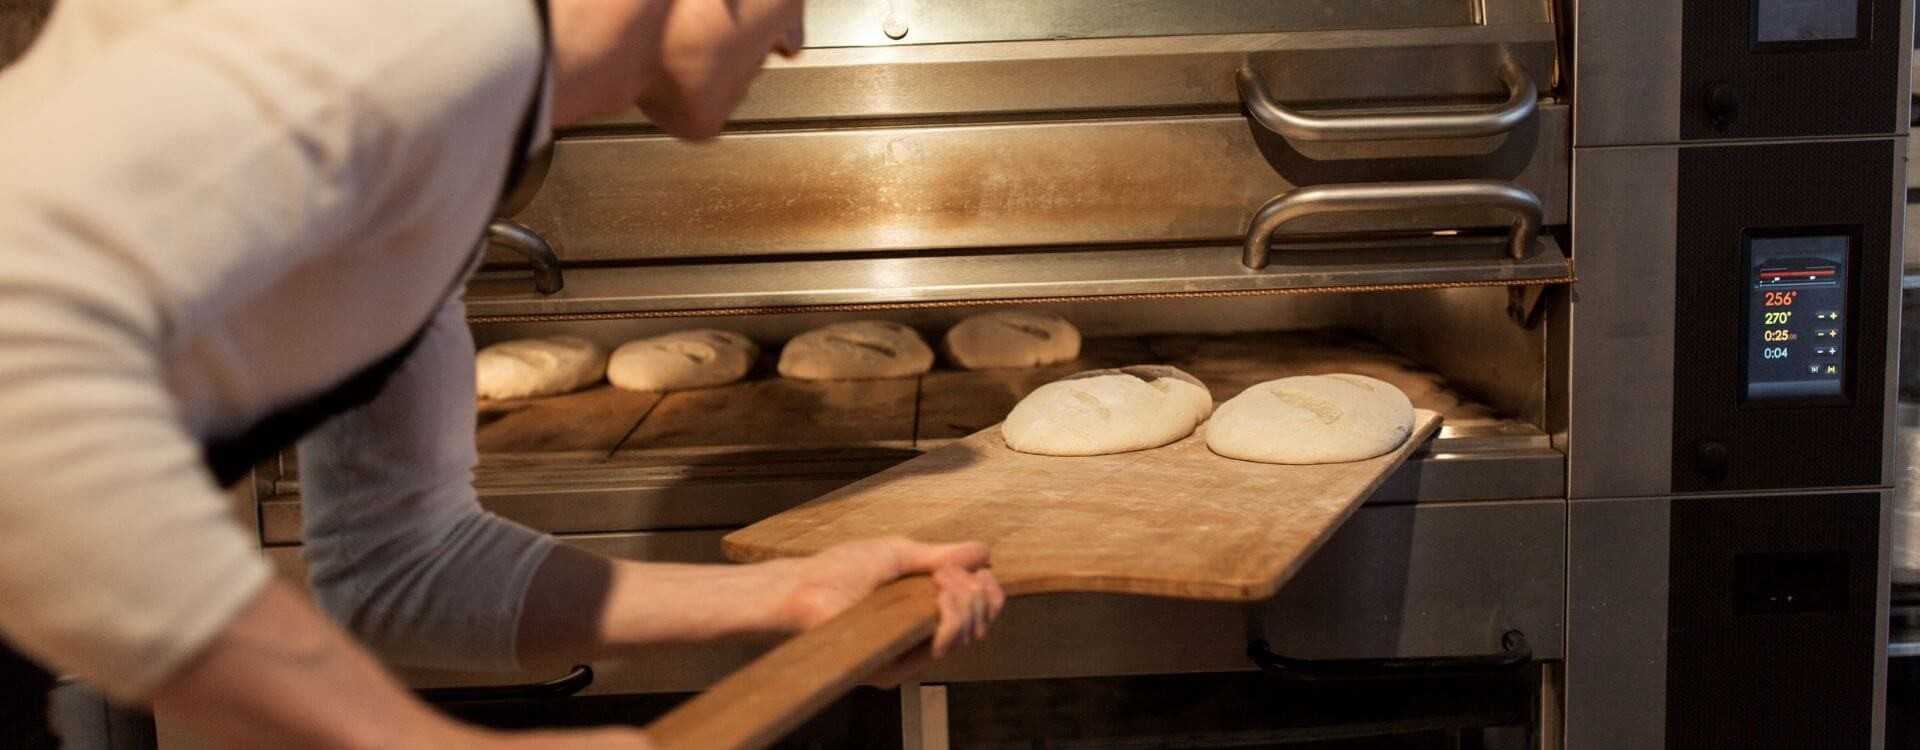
0,1,555,737
0,645,58,749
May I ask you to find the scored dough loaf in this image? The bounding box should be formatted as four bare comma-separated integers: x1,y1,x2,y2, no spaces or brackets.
608,329,758,392
1205,374,1414,464
475,336,607,400
943,312,1082,370
1002,365,1214,456
778,321,935,381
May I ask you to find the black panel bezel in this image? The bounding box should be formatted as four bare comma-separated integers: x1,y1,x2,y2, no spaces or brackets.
1672,141,1892,493
1747,0,1874,52
1736,226,1860,409
1666,492,1880,749
1683,0,1902,139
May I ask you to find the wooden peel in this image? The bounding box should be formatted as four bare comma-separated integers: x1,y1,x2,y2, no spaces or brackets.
645,409,1443,749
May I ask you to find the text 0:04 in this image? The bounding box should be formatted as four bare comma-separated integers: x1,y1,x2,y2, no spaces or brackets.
1762,347,1790,360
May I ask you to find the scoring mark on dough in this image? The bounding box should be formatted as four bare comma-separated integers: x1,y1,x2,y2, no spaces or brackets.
1070,389,1114,420
825,335,899,358
1267,388,1343,425
991,318,1054,341
656,342,716,364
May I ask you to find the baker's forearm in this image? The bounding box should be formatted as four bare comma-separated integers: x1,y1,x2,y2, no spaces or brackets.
515,537,1005,665
516,545,795,662
149,580,478,750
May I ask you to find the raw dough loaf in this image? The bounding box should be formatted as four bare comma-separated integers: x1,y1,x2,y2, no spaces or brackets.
1002,365,1214,456
943,312,1082,370
1205,374,1413,464
475,336,607,400
608,329,758,392
778,321,935,381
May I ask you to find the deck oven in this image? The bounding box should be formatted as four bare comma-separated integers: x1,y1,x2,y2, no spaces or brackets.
210,1,1911,747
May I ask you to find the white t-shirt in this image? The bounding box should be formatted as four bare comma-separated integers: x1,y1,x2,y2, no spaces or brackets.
0,0,557,700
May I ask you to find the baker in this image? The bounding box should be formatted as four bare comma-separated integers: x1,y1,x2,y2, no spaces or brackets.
0,1,1003,746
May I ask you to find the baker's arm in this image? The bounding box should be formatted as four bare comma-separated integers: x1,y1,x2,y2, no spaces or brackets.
300,295,1005,670
150,580,652,750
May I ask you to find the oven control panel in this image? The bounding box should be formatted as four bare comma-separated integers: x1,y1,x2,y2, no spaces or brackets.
1672,140,1891,492
1744,234,1850,401
1681,0,1902,139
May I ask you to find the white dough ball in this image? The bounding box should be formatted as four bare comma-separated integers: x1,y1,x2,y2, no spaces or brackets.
475,336,607,400
1205,374,1414,464
778,321,934,381
943,312,1082,370
608,329,758,392
1001,365,1214,456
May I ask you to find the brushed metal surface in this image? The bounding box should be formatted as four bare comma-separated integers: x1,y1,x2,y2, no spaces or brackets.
1567,146,1676,499
799,0,1484,48
1367,284,1550,429
1250,499,1565,663
1573,0,1683,147
263,500,1564,695
512,106,1569,263
1889,141,1911,488
582,25,1557,126
465,237,1571,320
1564,497,1669,750
257,443,1566,545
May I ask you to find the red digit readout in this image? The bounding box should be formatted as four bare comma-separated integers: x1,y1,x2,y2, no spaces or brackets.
1763,291,1797,307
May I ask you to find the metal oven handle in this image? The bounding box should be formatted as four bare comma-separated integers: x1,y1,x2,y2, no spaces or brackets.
1238,60,1537,142
485,220,565,295
1242,180,1542,269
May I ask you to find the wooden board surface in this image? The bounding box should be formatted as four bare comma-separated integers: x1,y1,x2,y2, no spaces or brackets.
615,376,919,452
476,386,661,455
725,409,1443,602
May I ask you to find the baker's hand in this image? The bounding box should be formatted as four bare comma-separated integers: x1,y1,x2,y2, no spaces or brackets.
548,0,804,133
774,537,1007,659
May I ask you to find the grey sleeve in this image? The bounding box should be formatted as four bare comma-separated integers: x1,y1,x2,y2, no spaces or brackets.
298,295,557,672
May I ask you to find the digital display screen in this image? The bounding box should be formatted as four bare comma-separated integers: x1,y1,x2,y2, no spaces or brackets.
1754,0,1862,43
1745,234,1849,400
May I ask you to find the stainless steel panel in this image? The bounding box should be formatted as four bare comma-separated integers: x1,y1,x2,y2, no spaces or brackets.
800,0,1484,48
586,26,1557,126
1365,284,1550,427
926,500,1567,683
467,237,1572,320
281,502,1562,694
1573,0,1683,146
1251,499,1566,662
515,105,1570,262
1890,142,1911,488
1879,491,1894,750
258,444,1567,544
1564,497,1669,750
1568,145,1676,499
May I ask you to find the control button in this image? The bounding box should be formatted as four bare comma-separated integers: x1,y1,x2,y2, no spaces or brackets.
1825,365,1839,375
1809,364,1824,375
1706,82,1741,132
1696,441,1731,481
